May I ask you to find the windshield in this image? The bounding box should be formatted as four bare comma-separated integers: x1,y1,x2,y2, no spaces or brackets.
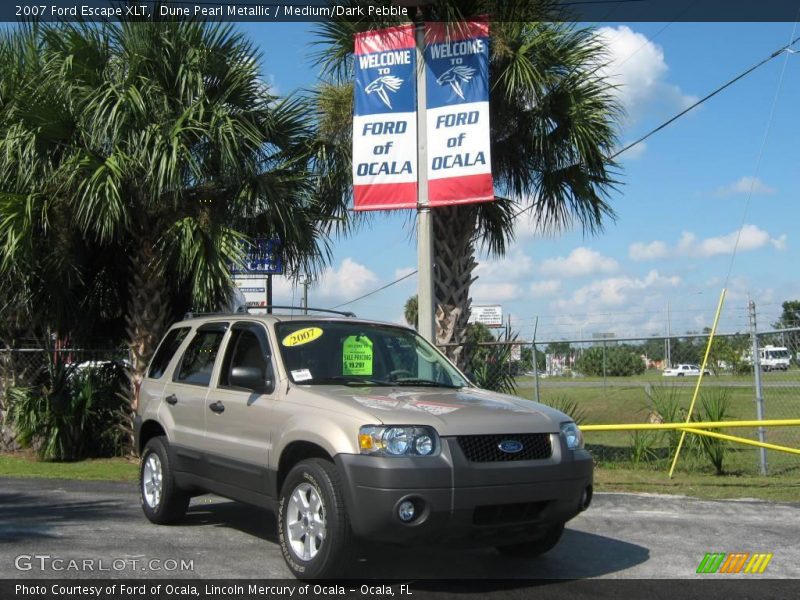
274,321,469,388
766,349,790,359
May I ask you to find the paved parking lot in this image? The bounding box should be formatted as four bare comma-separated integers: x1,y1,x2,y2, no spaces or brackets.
1,477,799,580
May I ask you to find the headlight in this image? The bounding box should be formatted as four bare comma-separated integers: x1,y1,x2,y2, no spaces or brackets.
359,426,439,456
560,422,584,450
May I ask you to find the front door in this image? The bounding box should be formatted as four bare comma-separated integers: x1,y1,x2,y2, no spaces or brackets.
204,321,276,495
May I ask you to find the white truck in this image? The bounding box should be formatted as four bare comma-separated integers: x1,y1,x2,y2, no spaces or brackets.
759,345,791,371
662,364,709,377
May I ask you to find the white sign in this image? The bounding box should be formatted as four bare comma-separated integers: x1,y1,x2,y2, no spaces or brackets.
469,305,502,327
233,277,267,314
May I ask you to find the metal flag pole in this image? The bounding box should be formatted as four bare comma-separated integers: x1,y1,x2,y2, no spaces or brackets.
415,15,435,343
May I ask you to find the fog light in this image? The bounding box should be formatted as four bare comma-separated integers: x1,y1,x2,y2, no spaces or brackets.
398,500,416,522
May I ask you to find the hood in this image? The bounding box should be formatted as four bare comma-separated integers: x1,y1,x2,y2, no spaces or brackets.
291,384,570,436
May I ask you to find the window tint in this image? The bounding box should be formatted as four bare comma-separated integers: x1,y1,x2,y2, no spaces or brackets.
148,327,190,379
175,329,226,386
220,325,273,388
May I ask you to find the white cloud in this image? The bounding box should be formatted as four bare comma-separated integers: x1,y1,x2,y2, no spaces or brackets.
713,176,776,197
539,247,619,278
595,26,696,124
552,270,680,310
515,215,546,240
475,248,535,282
530,280,561,298
692,225,785,258
315,258,379,301
629,240,670,261
394,266,417,281
471,282,521,303
629,225,787,261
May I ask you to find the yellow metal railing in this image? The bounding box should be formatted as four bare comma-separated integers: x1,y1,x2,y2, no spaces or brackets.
581,419,800,457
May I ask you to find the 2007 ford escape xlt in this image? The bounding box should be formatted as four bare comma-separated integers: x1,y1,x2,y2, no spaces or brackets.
135,309,592,578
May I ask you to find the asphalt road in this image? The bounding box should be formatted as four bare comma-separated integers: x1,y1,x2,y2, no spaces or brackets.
1,477,799,581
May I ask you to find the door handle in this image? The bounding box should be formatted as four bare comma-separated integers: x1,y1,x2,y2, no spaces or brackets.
165,394,178,405
209,401,225,414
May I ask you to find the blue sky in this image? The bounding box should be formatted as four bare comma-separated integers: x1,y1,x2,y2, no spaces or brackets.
239,21,800,342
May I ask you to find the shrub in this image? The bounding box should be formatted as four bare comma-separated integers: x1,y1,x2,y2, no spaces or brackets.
470,343,517,395
648,384,685,457
6,358,129,461
540,394,587,425
575,346,646,377
691,389,732,475
629,430,658,466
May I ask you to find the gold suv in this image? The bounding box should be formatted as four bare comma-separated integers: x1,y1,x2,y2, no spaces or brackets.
135,309,592,578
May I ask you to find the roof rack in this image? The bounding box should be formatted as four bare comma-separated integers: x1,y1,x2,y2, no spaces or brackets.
183,311,225,320
238,305,357,318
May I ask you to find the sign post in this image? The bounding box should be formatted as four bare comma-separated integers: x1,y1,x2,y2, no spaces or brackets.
416,20,435,343
352,19,493,344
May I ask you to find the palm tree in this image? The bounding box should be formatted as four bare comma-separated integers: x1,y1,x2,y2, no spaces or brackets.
404,295,418,329
312,1,621,367
0,22,334,403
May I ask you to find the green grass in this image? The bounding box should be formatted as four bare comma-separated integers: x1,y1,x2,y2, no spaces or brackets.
523,377,800,487
0,452,138,481
595,464,800,503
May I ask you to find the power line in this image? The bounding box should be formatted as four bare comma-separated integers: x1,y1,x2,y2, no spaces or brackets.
333,269,417,308
610,33,800,160
510,31,800,220
721,18,798,290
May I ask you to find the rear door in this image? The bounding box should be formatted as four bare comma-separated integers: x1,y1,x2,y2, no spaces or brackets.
161,322,228,473
204,320,277,495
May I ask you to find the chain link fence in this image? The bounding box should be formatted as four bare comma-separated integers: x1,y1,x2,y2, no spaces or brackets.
0,347,130,453
442,327,800,476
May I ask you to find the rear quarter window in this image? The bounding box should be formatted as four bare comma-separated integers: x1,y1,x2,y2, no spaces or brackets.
147,327,190,379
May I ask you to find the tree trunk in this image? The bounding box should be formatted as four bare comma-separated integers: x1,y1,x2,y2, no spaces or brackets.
432,205,478,370
126,232,169,413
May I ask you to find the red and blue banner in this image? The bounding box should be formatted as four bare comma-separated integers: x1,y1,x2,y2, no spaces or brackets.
352,24,418,210
352,22,493,211
424,21,493,206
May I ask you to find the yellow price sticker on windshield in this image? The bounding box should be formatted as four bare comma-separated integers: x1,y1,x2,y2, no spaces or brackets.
282,327,323,347
343,335,373,376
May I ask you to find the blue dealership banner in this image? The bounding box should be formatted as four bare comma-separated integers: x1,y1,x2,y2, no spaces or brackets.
352,24,418,210
424,21,494,207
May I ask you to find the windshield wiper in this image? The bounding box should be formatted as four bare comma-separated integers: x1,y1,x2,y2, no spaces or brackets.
393,378,462,388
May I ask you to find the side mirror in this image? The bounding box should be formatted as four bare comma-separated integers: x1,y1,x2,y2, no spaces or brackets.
230,366,273,393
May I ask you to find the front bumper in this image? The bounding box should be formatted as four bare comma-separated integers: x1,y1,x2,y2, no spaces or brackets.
335,434,593,546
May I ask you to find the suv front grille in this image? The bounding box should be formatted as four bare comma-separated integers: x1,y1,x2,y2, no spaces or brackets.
457,433,552,462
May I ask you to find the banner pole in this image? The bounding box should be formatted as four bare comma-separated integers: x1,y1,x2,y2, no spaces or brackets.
415,18,435,343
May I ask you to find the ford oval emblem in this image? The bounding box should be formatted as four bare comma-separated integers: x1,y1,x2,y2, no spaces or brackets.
498,440,524,454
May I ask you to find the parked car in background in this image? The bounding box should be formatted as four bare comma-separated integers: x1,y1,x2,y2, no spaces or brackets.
662,364,710,377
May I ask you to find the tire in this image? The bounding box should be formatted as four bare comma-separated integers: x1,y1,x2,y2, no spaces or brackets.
278,458,355,579
139,436,189,525
496,522,565,558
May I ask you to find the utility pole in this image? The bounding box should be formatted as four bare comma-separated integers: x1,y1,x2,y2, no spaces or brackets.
749,300,768,475
532,316,541,404
415,14,435,344
300,274,313,315
666,301,672,368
